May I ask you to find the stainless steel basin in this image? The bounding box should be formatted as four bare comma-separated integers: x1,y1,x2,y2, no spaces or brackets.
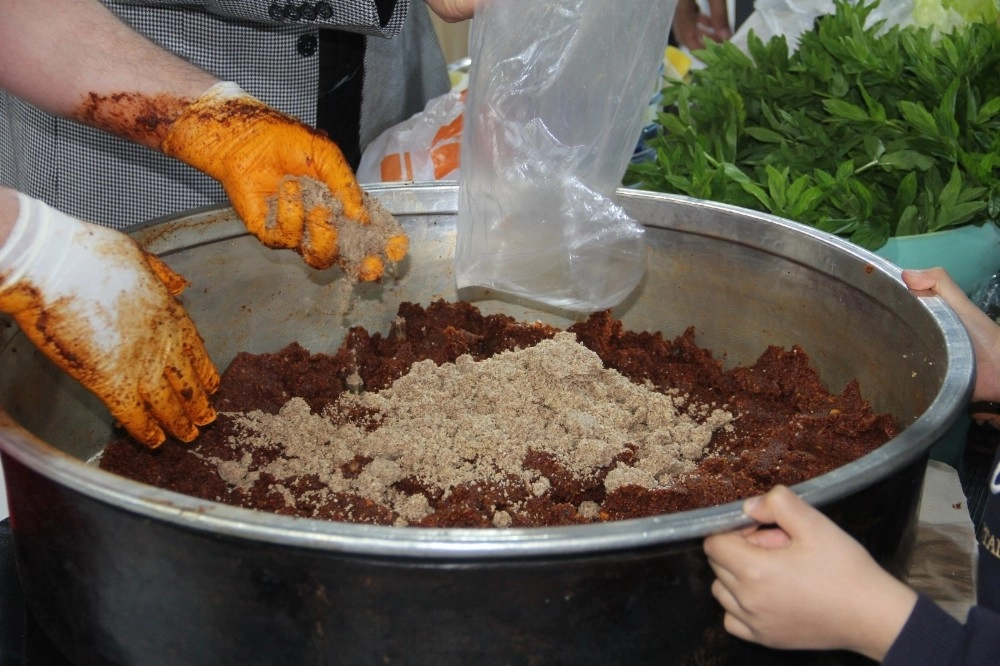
0,183,973,665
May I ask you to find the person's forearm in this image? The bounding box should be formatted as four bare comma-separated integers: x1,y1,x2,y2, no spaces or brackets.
0,0,217,148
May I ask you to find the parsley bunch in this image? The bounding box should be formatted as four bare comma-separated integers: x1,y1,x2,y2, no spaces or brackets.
625,0,1000,250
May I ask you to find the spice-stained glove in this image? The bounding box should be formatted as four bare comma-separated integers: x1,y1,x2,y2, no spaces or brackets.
0,193,220,448
162,82,408,281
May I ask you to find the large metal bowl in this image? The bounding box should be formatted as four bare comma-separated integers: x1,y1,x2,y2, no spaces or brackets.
0,183,973,665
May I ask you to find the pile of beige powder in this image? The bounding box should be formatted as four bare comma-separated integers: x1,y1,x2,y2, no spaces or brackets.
201,332,734,526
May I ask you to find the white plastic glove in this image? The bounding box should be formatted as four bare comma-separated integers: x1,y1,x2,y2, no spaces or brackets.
0,193,219,447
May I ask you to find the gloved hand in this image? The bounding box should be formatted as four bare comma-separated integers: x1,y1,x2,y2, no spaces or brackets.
0,193,220,448
162,82,408,280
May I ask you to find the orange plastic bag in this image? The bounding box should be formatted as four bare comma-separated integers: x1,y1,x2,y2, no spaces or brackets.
357,90,466,184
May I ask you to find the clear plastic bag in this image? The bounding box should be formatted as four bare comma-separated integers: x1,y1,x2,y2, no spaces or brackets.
972,269,1000,324
454,0,677,312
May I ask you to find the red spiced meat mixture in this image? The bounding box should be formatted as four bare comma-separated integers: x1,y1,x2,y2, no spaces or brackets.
99,300,899,528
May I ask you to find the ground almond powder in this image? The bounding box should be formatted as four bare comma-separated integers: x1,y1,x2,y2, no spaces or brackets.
202,332,734,525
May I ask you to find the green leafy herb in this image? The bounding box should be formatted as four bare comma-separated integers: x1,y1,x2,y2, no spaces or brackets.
625,0,1000,249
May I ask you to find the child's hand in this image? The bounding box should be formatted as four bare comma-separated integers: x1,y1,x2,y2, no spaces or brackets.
903,267,1000,426
703,485,918,661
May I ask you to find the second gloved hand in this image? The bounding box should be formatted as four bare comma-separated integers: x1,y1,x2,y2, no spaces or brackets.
0,193,220,448
162,82,408,280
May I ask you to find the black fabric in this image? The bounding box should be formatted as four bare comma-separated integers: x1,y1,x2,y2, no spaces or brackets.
0,517,25,664
961,420,999,532
317,29,366,170
734,0,754,30
375,0,397,27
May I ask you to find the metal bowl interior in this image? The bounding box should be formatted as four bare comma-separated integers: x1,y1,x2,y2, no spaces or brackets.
0,183,974,558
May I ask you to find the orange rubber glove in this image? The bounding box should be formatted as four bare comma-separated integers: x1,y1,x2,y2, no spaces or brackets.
162,82,408,280
0,193,219,448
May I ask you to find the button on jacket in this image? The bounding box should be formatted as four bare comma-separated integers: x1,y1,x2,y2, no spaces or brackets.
0,0,449,230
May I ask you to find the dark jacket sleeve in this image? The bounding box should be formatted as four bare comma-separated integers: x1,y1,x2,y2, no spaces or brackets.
883,593,1000,665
